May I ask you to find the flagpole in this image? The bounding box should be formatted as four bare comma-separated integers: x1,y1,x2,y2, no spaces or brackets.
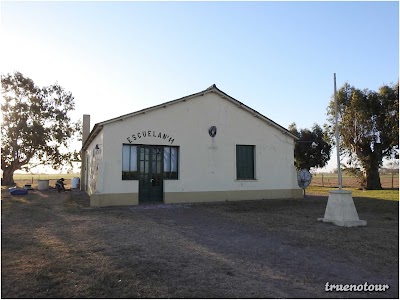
318,73,366,227
334,73,342,190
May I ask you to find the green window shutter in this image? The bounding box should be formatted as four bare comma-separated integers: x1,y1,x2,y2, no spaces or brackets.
236,145,255,179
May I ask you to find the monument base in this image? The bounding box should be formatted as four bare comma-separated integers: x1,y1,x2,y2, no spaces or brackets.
317,189,367,227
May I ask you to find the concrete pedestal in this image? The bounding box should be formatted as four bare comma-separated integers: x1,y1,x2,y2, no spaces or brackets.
318,190,367,227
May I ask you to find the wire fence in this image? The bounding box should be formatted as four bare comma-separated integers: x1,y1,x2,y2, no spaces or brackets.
311,173,399,189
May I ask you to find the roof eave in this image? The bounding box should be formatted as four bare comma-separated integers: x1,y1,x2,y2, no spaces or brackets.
81,124,103,152
96,88,213,127
81,85,298,151
210,87,299,141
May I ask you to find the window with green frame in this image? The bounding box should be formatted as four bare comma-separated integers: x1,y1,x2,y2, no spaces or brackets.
164,146,178,179
122,144,138,180
236,145,255,180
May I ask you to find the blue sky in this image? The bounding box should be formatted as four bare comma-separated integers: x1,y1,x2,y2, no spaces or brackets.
1,1,399,171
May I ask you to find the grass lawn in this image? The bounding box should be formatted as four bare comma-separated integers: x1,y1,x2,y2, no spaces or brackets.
1,183,398,298
308,186,399,201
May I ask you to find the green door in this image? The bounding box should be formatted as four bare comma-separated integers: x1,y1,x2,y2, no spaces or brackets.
138,146,163,203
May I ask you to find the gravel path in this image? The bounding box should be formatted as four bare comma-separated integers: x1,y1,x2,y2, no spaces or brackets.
130,202,398,298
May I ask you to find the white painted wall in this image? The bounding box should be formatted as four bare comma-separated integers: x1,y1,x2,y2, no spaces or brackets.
92,91,298,195
85,130,104,195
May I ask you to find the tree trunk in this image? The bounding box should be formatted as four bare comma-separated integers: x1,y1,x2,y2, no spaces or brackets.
364,165,382,190
2,167,16,186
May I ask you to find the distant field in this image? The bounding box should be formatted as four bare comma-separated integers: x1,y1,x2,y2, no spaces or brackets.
9,174,80,189
9,173,399,188
311,173,399,189
14,174,81,184
13,174,80,181
308,186,399,201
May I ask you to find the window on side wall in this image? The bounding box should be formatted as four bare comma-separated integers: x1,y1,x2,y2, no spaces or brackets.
122,144,138,180
236,145,255,180
164,146,178,179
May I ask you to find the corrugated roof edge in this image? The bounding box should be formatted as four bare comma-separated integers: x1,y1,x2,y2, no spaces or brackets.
81,84,298,151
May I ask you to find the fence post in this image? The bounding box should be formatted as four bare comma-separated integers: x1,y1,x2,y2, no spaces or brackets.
392,172,394,189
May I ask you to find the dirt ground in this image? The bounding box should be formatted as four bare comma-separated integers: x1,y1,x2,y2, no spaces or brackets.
1,187,398,298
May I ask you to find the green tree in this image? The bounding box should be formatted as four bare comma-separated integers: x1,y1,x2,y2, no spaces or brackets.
1,72,80,185
288,123,332,170
326,82,399,189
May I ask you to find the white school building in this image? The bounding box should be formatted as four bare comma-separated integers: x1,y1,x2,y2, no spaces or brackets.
81,84,303,206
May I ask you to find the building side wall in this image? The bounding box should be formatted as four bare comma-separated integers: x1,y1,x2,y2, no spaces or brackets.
84,131,104,195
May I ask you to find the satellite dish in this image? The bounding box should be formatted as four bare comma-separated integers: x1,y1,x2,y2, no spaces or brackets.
297,169,312,189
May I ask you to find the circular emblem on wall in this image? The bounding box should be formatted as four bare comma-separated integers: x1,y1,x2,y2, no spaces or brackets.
208,126,217,137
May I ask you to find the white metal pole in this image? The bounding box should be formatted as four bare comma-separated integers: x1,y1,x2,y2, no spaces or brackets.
334,73,343,189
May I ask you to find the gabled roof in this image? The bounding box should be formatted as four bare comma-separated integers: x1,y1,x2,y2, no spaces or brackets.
82,84,298,151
